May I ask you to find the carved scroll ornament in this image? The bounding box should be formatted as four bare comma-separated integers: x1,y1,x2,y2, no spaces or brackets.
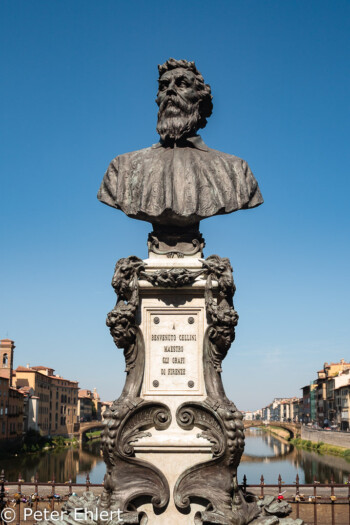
172,255,257,524
100,256,172,524
102,253,288,525
174,402,259,525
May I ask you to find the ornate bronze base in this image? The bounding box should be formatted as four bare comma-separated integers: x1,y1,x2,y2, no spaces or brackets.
37,252,306,525
148,225,205,258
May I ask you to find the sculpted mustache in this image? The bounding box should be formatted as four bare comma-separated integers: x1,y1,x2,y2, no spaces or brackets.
159,95,193,114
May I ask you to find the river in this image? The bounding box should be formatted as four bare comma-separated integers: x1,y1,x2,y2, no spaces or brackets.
1,428,349,485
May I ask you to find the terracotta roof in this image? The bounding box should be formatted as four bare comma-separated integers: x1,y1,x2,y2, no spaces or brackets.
78,389,93,398
79,389,90,395
326,362,350,367
18,386,32,393
31,366,53,371
9,386,24,395
15,366,77,384
48,375,78,384
16,366,36,372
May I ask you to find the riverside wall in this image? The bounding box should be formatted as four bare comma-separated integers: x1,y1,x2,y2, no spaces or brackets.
301,426,350,448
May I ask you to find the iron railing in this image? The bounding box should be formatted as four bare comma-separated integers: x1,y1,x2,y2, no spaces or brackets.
241,473,350,525
0,470,349,524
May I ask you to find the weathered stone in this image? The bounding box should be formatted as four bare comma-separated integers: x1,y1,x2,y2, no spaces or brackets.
279,519,305,525
249,516,279,525
264,499,292,517
257,495,275,508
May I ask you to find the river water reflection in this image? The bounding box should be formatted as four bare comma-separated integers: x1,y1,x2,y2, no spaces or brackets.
241,428,350,485
1,428,349,485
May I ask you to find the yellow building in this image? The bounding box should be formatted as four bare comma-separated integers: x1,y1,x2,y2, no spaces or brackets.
14,365,79,436
49,371,79,435
78,388,102,422
317,359,350,426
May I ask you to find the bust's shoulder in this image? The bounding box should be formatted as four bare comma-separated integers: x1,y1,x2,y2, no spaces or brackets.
187,136,250,167
109,146,155,165
206,146,248,166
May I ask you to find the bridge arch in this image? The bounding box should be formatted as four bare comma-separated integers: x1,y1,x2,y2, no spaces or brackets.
243,420,301,439
75,421,104,442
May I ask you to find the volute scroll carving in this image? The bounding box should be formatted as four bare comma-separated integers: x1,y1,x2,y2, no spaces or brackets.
174,402,259,525
99,256,172,524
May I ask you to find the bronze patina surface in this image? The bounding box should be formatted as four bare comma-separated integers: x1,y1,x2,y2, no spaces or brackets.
98,58,263,229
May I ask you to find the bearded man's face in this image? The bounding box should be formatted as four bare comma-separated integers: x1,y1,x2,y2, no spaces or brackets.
156,67,201,142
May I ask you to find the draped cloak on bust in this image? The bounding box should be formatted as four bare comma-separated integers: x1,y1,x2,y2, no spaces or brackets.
97,135,263,227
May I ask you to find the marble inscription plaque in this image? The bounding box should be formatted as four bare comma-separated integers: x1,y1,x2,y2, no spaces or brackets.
143,307,204,396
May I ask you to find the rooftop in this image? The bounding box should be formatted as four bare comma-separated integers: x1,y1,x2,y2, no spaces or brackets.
9,386,24,395
16,366,36,372
79,389,92,398
48,375,78,384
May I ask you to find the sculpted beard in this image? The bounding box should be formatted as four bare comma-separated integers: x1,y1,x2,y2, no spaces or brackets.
156,95,201,142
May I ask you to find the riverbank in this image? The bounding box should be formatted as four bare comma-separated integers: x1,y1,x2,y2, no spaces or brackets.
291,437,350,460
257,424,291,441
85,430,102,440
0,431,79,460
302,426,350,448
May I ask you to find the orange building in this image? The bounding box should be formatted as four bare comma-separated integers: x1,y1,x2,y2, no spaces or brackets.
0,339,15,385
0,371,24,440
0,372,9,439
48,372,79,435
7,386,24,438
78,388,101,422
15,366,79,436
0,339,79,437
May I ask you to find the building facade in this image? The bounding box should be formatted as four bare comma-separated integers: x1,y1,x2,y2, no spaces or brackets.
7,386,24,438
78,388,102,422
0,373,9,439
14,365,79,436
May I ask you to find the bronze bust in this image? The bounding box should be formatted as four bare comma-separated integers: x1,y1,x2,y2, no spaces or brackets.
98,58,263,229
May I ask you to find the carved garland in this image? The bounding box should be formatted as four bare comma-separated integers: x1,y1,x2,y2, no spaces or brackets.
102,254,259,525
100,256,173,524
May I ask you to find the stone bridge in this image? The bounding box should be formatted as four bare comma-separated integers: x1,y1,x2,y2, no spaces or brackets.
75,419,301,442
243,420,301,438
74,421,104,442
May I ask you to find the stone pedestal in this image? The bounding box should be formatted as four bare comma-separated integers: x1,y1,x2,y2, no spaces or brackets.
94,252,304,525
97,252,253,525
38,252,305,525
136,257,211,523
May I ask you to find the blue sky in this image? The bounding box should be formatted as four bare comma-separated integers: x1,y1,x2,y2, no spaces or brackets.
1,1,349,411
